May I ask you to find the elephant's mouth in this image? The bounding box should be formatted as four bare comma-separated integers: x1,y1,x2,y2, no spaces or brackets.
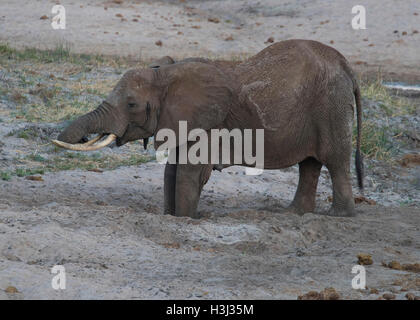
116,123,152,147
115,135,126,147
52,133,117,151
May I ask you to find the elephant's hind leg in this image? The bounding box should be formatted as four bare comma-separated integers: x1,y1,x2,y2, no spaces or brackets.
164,163,177,215
289,157,322,215
326,163,355,217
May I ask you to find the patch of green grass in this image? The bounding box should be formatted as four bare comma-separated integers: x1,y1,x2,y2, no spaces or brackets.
27,153,47,162
353,120,395,161
15,167,45,177
7,127,40,140
0,42,127,67
1,152,151,181
25,152,152,173
1,171,12,181
355,79,416,161
13,99,96,123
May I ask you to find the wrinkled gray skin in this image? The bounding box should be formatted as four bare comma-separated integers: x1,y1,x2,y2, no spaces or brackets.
57,40,363,218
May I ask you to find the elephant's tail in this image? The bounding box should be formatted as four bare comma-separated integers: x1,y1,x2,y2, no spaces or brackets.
354,85,364,191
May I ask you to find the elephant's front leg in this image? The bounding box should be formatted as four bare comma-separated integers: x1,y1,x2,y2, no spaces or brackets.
164,162,177,215
174,164,212,218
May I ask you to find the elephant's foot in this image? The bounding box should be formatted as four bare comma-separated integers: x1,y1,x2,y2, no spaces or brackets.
288,157,322,216
325,205,356,217
287,202,315,216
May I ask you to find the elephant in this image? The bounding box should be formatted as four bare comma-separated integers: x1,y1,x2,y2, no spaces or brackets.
53,39,363,219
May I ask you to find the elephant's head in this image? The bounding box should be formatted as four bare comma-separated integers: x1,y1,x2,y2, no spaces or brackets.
53,60,236,151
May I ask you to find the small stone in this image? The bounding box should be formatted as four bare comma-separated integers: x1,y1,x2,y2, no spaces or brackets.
321,287,340,300
382,293,396,300
370,288,379,294
405,293,415,300
5,286,18,293
25,175,44,182
358,253,373,265
155,40,163,46
298,291,322,300
388,261,403,270
40,15,48,20
298,288,340,300
403,263,420,273
163,242,180,249
265,37,274,43
208,17,220,23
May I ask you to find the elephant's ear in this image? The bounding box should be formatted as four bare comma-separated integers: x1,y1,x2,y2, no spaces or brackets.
155,62,235,149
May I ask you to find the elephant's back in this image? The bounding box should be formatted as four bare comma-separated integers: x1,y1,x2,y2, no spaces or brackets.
234,39,351,131
236,39,347,90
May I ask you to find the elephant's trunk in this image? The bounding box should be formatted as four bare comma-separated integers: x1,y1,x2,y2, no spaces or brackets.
57,102,127,144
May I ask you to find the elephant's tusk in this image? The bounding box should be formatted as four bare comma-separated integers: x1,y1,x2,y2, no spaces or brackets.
52,134,117,151
83,134,105,146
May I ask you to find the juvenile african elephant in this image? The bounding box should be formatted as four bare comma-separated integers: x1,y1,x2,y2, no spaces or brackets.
53,40,363,218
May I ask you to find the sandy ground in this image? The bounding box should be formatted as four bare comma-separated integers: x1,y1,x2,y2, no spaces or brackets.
0,0,420,81
0,0,419,300
0,162,419,300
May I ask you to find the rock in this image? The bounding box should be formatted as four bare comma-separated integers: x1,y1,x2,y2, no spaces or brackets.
405,293,415,300
25,176,44,182
40,15,48,20
382,293,396,300
208,17,220,23
383,260,419,272
5,286,18,293
402,263,420,273
155,40,163,46
225,36,234,41
321,287,341,300
163,242,180,249
265,37,274,44
387,261,403,270
354,196,376,205
370,288,379,294
298,287,340,300
399,154,420,167
358,253,373,265
298,291,321,300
